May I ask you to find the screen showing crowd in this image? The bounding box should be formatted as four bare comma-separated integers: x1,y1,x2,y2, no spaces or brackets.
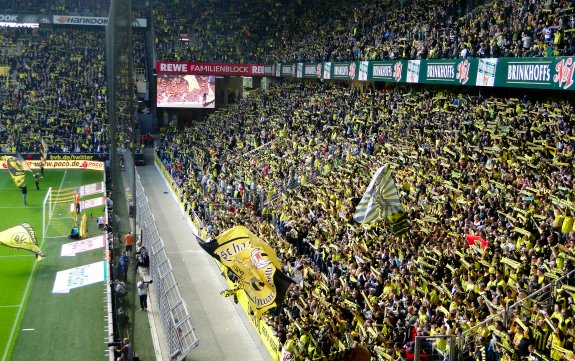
156,74,216,108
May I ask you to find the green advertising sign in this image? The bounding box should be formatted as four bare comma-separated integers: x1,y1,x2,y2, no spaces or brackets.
264,56,575,91
420,59,477,86
280,64,295,77
303,63,320,79
501,59,552,87
330,62,358,80
493,58,575,90
264,64,274,77
369,61,405,82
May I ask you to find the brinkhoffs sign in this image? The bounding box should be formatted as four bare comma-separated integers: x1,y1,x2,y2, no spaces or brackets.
264,57,575,91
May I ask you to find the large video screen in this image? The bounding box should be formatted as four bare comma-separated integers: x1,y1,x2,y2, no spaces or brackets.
157,74,216,108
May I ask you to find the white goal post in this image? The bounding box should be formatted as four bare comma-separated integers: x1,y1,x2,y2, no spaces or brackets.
42,187,53,242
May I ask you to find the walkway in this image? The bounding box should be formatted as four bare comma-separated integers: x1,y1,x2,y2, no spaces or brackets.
137,161,271,361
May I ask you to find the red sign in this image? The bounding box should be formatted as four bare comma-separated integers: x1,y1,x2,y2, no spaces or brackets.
156,62,265,76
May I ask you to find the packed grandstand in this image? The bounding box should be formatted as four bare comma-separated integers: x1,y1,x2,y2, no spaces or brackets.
1,0,575,360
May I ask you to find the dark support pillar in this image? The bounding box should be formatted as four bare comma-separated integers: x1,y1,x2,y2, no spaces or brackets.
223,77,229,105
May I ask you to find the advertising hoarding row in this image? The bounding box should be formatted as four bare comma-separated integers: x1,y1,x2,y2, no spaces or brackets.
0,13,147,27
263,57,575,91
155,57,575,92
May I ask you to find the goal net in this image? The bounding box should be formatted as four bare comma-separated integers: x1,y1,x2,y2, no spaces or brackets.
42,186,76,241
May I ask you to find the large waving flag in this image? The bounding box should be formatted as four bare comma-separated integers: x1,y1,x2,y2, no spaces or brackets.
0,223,45,260
39,139,48,162
16,153,33,173
353,165,404,223
2,156,27,187
199,226,294,318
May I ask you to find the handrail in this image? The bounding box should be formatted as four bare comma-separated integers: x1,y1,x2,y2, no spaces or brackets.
457,268,575,356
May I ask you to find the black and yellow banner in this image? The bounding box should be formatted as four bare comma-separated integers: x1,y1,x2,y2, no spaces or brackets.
199,226,293,318
2,156,27,188
389,212,410,236
0,223,45,260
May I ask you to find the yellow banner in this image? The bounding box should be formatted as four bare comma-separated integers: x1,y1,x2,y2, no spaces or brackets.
2,156,26,187
199,226,293,318
0,223,44,260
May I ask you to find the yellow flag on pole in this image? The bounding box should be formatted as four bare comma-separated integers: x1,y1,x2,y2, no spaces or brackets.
2,156,26,188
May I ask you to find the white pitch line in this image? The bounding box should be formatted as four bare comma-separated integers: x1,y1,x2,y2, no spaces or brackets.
1,171,68,361
0,305,21,308
0,206,42,209
21,329,34,331
1,259,40,361
0,255,31,258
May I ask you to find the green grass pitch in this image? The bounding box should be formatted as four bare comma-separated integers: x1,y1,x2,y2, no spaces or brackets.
0,168,107,361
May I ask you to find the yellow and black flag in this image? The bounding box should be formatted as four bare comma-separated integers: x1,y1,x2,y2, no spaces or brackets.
16,153,33,173
198,226,294,318
353,165,404,223
39,139,48,162
2,156,26,188
0,223,45,260
389,212,410,236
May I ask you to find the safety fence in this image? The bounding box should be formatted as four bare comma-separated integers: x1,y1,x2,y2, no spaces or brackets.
133,166,199,360
456,269,575,361
415,335,457,361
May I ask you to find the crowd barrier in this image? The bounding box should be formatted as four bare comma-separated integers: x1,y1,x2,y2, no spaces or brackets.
129,154,199,360
458,269,575,360
154,153,282,360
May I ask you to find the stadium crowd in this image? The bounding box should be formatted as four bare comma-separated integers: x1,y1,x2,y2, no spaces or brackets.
158,80,575,360
0,0,110,16
152,0,294,63
151,0,575,63
3,0,575,359
0,28,108,154
271,0,575,62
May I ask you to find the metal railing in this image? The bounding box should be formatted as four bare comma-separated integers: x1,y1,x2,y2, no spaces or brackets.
415,335,456,361
456,269,575,360
135,170,199,360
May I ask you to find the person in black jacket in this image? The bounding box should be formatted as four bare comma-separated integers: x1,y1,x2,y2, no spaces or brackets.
20,184,27,205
